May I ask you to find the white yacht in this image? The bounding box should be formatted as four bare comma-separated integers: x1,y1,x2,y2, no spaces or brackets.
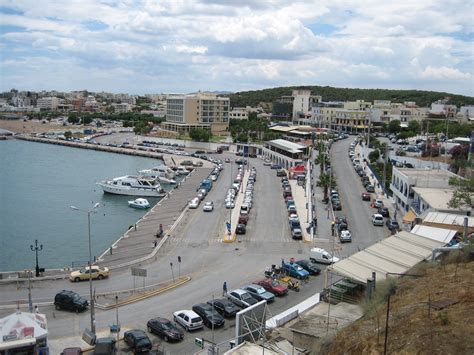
139,165,177,184
97,175,166,197
174,166,190,176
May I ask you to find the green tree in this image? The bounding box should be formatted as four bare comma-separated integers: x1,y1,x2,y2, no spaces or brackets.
317,172,336,201
448,177,473,210
407,120,420,135
68,113,80,124
64,131,72,140
189,128,211,142
388,120,401,134
368,149,380,163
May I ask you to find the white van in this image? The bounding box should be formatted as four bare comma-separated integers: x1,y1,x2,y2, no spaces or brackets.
240,204,250,215
309,247,340,264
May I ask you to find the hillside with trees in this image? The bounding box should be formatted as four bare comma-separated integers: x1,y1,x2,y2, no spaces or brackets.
228,86,474,108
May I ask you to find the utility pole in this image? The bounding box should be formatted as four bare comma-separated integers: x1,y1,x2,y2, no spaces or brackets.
30,239,43,277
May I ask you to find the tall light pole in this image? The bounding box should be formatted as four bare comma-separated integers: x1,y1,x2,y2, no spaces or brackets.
30,239,43,277
71,202,101,335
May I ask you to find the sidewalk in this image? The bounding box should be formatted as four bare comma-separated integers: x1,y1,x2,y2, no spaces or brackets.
289,180,311,242
223,169,250,242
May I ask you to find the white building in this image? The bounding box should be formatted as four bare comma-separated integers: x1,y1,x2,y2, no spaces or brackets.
292,90,321,123
390,167,459,213
229,107,249,120
112,103,132,113
36,97,59,111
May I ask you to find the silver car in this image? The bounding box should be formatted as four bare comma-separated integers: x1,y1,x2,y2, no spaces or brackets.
242,284,275,303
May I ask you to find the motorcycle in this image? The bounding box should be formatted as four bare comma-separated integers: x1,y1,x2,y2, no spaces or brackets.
287,279,300,292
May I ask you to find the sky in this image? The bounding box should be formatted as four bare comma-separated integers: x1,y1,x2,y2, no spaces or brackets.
0,0,473,96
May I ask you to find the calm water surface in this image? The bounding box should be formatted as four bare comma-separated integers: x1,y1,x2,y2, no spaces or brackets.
0,140,171,271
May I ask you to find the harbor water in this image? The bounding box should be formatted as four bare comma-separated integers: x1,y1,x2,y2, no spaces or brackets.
0,139,177,272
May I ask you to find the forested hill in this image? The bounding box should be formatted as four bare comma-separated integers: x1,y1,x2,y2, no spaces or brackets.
227,86,474,108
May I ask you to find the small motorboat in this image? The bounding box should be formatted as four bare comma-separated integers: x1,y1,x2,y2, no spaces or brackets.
128,198,151,209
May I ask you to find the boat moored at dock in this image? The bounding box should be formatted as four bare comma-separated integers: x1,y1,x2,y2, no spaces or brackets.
128,198,151,209
97,175,166,197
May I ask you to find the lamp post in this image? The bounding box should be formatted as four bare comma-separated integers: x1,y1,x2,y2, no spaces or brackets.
71,202,101,335
30,240,43,277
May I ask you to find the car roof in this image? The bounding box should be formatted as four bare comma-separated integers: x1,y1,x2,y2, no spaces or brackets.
231,288,248,295
150,317,171,324
175,309,199,316
373,213,383,218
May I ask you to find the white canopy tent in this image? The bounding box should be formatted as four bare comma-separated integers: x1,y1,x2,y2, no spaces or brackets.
0,311,48,351
330,231,445,284
411,225,457,244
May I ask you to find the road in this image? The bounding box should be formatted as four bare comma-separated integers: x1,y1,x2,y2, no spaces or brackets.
0,154,326,354
329,138,389,258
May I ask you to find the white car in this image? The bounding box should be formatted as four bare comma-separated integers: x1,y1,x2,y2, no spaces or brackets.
372,214,384,226
173,310,203,331
188,198,200,209
225,200,235,209
339,230,352,243
288,213,299,223
374,199,384,208
210,174,217,181
203,201,214,212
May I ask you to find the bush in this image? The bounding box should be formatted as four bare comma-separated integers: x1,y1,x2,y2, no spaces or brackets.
189,128,211,142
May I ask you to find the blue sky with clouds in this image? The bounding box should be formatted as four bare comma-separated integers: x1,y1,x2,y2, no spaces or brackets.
0,0,472,96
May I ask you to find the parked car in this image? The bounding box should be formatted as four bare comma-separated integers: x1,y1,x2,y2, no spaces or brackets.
54,290,88,313
339,230,352,243
242,284,275,303
276,169,287,177
173,310,204,331
291,227,303,240
188,198,200,209
254,279,288,296
374,199,384,208
361,192,371,201
332,200,342,210
386,218,400,231
192,303,225,328
123,329,152,353
147,317,184,342
238,215,249,225
372,214,384,226
281,261,309,279
294,260,321,275
366,184,375,193
270,164,282,169
227,289,258,308
378,207,390,217
206,298,241,318
69,265,109,282
235,224,246,235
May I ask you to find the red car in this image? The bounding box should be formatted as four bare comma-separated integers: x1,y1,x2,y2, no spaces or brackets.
361,192,371,201
254,279,288,296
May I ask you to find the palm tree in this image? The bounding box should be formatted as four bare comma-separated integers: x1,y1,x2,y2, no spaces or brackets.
317,172,336,201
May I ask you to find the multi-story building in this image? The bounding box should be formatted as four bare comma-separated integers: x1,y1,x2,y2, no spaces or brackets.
162,92,229,135
311,101,344,128
390,167,459,213
229,107,249,120
429,100,457,119
36,97,59,111
112,103,132,113
332,101,372,133
458,105,474,122
292,90,321,123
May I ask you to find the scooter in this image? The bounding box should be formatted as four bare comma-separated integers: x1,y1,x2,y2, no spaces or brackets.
287,279,300,292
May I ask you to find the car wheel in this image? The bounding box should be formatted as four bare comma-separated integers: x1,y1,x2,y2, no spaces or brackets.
74,277,80,282
98,274,104,280
164,335,169,342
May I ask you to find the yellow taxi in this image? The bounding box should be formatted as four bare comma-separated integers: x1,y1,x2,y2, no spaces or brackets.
69,265,110,282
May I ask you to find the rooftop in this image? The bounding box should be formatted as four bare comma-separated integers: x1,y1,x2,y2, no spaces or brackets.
412,187,458,211
423,211,474,227
267,139,306,153
395,168,458,188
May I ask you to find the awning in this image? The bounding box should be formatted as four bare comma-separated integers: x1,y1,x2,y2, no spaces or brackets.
330,231,445,284
410,225,457,244
403,209,417,223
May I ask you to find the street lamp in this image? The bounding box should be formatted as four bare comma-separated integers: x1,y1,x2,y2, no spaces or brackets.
30,239,43,277
71,202,101,334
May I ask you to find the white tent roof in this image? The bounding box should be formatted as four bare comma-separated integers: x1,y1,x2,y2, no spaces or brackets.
330,231,445,284
0,311,48,347
411,225,457,244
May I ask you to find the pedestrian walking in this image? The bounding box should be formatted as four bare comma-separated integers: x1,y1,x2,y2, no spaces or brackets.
222,281,228,296
34,305,39,314
153,240,158,248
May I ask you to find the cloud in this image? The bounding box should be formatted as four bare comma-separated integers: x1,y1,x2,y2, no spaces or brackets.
0,0,472,96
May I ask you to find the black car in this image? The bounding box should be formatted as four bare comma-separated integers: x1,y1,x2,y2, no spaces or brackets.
378,207,390,217
332,200,342,210
123,329,152,353
147,317,184,342
295,260,321,275
54,290,88,313
235,224,246,235
271,164,282,169
366,184,375,193
207,298,240,318
386,219,400,231
192,303,225,328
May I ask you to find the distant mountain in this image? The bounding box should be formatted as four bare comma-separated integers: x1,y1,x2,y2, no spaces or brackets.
226,85,474,108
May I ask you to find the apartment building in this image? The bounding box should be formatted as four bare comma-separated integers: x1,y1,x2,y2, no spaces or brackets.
112,103,132,113
36,97,59,111
390,167,459,213
292,90,321,123
370,101,428,126
311,101,344,128
163,92,229,135
229,107,249,120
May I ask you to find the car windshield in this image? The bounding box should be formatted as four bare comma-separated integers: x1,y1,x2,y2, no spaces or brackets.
295,265,303,271
257,288,265,294
241,293,251,300
191,317,201,323
72,294,81,301
162,321,172,330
